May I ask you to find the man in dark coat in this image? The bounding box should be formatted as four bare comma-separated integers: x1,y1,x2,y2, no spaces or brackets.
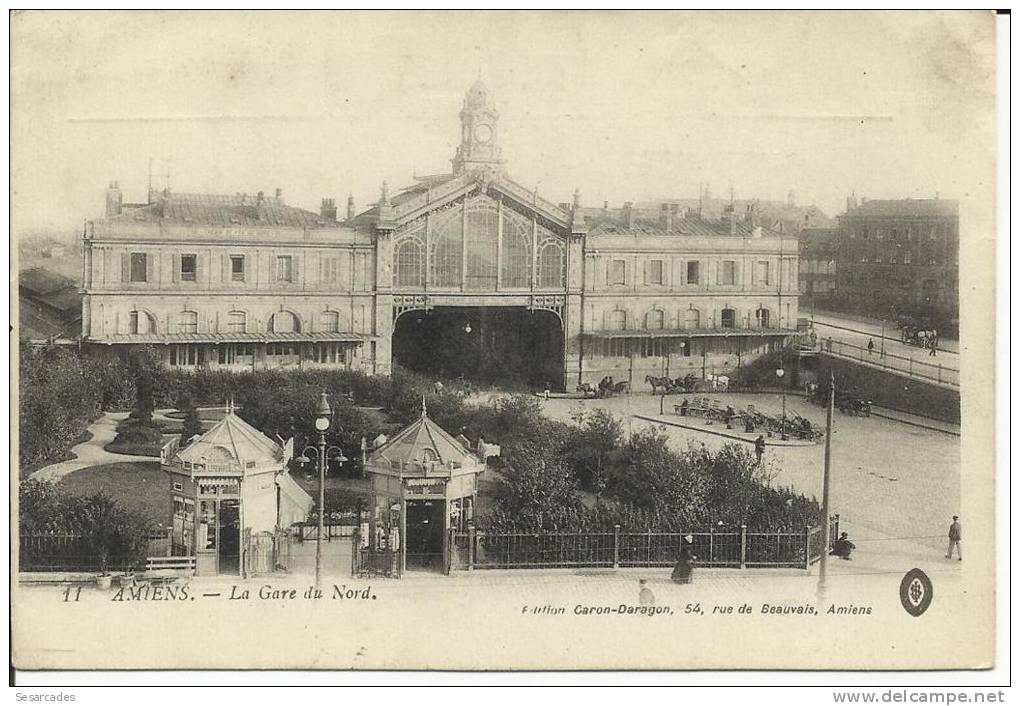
830,531,855,560
946,515,962,560
754,435,766,465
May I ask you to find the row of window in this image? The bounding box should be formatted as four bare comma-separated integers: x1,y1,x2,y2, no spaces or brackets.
857,254,941,265
605,258,779,288
127,309,342,335
168,342,351,367
125,252,351,285
605,307,773,331
590,335,775,359
850,225,950,241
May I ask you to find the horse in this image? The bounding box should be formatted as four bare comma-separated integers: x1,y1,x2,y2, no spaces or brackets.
707,374,730,391
645,375,673,394
576,383,598,398
611,381,630,395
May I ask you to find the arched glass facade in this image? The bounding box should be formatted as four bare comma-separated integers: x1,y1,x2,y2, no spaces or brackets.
397,194,567,291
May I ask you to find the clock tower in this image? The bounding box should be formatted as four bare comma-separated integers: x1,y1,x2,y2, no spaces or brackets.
451,79,505,176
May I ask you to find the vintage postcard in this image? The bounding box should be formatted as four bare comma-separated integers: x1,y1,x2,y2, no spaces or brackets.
10,10,999,673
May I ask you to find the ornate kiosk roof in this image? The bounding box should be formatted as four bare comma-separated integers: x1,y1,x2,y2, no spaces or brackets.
368,400,481,476
164,406,287,477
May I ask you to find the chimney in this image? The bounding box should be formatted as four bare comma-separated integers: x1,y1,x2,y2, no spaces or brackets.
571,188,587,234
275,187,283,202
623,202,635,229
321,198,337,222
346,194,355,221
723,204,736,235
105,181,123,217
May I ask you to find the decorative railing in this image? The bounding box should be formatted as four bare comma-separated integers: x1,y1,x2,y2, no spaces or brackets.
449,516,839,572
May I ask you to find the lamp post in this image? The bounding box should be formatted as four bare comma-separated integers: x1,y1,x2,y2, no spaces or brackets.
299,392,348,590
775,366,787,440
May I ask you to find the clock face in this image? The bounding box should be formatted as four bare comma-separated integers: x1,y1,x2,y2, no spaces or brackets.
473,123,493,143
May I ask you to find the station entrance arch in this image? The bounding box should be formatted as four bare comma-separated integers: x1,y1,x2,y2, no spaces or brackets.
392,305,565,391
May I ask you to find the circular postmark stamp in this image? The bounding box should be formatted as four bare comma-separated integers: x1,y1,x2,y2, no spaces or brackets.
899,568,934,617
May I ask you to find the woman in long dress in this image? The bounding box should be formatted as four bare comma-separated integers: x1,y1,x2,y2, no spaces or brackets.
671,535,697,584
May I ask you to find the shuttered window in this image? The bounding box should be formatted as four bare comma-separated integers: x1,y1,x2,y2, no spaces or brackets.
610,260,626,285
647,260,664,285
129,253,147,282
277,256,293,283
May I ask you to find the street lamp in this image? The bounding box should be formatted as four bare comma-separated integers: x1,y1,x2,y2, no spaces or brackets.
300,392,348,589
775,366,788,440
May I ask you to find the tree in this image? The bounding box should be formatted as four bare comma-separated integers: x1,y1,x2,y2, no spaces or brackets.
129,364,155,426
178,394,203,446
563,408,624,493
494,441,582,529
606,428,710,527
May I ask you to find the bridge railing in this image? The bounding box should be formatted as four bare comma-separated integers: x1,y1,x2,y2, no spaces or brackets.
820,339,959,387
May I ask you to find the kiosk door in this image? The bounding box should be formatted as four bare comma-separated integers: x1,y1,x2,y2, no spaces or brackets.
404,500,445,571
218,500,241,576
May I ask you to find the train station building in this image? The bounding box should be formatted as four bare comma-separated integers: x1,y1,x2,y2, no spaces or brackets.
81,80,799,389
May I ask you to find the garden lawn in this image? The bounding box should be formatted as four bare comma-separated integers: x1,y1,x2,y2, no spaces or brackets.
56,462,171,525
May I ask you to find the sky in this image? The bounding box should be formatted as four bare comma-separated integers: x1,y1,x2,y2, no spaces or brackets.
11,11,997,238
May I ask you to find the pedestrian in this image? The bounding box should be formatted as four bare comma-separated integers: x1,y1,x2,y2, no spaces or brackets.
829,531,855,560
638,579,655,606
867,338,875,354
946,515,962,560
754,434,766,465
929,338,938,357
671,535,696,584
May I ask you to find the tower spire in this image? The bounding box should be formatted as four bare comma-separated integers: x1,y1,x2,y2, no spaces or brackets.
421,395,428,418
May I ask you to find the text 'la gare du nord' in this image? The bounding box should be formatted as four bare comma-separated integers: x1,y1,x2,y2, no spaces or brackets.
110,584,376,601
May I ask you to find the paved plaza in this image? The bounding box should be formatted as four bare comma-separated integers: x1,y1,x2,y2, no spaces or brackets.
537,391,961,564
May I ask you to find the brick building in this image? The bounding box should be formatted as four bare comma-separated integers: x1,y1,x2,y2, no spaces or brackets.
834,197,959,330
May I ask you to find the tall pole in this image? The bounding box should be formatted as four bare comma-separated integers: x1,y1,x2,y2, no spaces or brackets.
817,372,835,602
316,429,326,589
780,347,787,440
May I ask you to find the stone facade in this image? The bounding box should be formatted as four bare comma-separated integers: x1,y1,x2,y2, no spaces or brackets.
81,82,798,385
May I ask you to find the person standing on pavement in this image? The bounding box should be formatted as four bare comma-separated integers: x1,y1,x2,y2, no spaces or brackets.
867,338,875,355
929,338,938,357
754,435,766,465
638,579,655,606
671,535,697,585
946,516,962,560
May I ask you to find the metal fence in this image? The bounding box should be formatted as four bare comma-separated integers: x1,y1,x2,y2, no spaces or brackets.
244,529,291,577
450,516,840,572
822,339,959,387
19,531,153,573
297,523,358,542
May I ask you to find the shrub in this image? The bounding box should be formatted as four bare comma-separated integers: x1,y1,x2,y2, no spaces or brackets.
19,480,154,571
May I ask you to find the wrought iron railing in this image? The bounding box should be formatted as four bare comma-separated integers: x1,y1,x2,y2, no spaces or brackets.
450,517,840,572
